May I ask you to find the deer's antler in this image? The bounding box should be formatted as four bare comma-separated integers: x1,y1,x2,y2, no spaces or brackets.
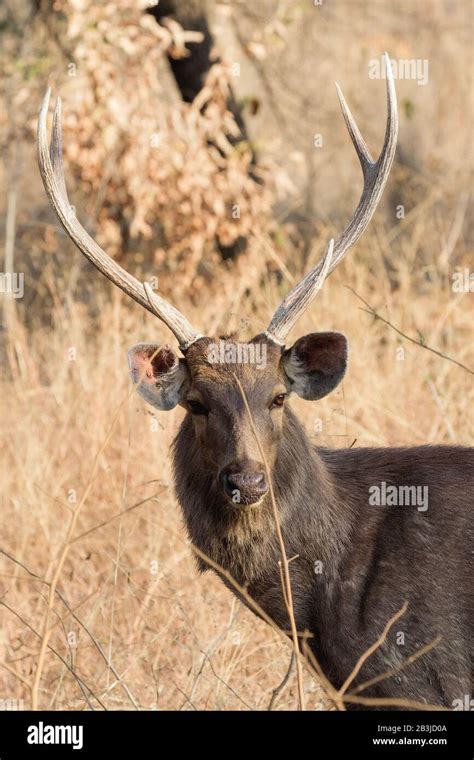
37,88,202,350
265,52,398,345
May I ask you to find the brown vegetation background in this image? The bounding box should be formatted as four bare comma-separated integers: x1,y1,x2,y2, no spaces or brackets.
0,0,472,710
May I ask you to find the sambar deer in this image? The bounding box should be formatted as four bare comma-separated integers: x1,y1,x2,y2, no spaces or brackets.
38,55,473,709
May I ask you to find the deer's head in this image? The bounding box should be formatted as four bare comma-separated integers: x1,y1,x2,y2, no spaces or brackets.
127,331,347,505
37,55,397,507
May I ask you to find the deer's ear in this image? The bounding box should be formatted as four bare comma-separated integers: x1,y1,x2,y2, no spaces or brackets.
128,343,190,411
282,332,347,400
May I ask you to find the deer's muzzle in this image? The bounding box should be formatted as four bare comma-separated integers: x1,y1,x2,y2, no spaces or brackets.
219,461,268,506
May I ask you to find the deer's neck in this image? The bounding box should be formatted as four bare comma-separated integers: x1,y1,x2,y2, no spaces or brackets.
172,409,353,587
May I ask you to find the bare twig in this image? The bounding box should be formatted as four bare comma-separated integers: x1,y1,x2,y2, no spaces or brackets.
1,600,105,709
163,524,450,712
268,653,295,711
69,490,166,545
343,694,448,711
200,650,254,710
347,286,473,375
350,635,442,696
337,601,409,698
234,374,306,711
2,189,17,330
0,547,140,709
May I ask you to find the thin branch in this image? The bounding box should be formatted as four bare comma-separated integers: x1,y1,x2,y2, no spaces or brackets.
347,286,473,375
337,601,408,698
343,694,449,711
200,651,254,710
1,600,105,710
173,682,198,711
302,639,343,709
69,490,166,545
1,546,140,710
350,635,442,696
161,523,449,712
233,373,306,711
268,653,295,711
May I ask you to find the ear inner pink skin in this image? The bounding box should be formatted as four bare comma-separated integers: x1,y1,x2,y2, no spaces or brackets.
128,343,188,411
129,344,177,385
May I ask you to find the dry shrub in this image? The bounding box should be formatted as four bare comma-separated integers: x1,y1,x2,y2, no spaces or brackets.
48,0,274,298
0,0,275,328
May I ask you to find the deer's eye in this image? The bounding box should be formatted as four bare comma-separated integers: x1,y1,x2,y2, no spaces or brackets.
271,393,287,409
187,399,208,416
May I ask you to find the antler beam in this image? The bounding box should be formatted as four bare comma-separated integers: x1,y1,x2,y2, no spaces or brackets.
37,88,202,350
265,52,398,345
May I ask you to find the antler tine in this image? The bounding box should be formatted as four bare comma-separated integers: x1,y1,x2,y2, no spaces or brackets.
266,53,398,345
264,239,335,344
37,88,202,350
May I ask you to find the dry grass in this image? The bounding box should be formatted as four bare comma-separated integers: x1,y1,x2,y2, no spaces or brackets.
0,213,472,709
0,0,472,711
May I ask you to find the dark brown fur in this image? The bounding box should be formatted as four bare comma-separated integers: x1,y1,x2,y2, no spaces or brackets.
171,336,473,709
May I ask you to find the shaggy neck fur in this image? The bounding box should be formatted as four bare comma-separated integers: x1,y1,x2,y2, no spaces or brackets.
172,405,354,588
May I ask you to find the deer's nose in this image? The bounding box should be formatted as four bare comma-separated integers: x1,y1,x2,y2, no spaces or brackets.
219,462,268,505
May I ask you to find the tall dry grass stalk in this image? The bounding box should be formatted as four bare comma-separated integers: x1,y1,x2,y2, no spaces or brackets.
1,212,471,709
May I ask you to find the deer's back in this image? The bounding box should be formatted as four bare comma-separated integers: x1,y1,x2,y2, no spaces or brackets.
310,445,474,706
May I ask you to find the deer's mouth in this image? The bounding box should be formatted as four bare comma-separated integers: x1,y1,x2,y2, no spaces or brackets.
223,492,267,508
